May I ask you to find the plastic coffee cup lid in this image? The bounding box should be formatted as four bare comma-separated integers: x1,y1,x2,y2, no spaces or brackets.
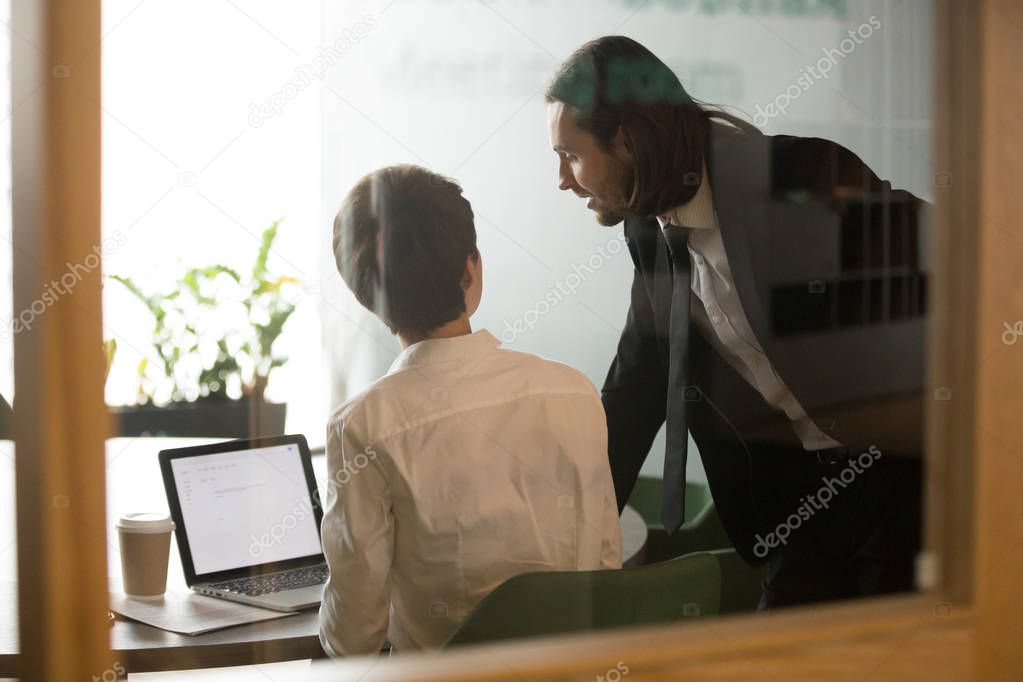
116,512,175,533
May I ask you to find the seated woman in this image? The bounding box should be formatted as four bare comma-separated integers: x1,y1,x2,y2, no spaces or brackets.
319,165,621,656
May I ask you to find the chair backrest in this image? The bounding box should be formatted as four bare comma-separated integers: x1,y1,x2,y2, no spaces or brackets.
444,551,721,648
708,548,767,614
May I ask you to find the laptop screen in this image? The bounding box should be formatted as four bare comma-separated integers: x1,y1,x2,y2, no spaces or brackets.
169,442,322,576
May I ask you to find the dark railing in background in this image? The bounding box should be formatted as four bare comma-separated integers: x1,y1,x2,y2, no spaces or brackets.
0,394,11,440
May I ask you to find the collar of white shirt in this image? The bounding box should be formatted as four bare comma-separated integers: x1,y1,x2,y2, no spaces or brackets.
656,164,717,231
387,329,501,374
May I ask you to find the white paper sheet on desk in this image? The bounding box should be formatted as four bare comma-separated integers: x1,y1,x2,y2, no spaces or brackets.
110,591,299,635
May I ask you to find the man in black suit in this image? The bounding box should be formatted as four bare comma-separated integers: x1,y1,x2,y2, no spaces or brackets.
546,36,926,609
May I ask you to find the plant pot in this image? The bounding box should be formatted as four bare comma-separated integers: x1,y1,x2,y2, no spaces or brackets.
111,397,287,438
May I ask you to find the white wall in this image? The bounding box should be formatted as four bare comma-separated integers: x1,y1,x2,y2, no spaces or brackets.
320,0,933,482
0,0,932,473
98,0,326,437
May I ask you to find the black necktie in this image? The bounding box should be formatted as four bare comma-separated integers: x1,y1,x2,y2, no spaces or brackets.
661,225,692,534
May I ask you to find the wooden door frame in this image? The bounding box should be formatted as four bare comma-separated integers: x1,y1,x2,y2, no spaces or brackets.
11,0,113,679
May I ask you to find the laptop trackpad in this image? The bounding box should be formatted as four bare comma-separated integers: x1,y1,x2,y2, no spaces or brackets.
257,584,326,611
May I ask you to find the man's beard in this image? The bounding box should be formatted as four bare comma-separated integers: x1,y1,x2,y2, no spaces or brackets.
592,158,633,227
593,200,626,227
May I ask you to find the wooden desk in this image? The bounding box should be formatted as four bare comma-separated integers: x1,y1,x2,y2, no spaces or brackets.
1,438,326,674
0,438,647,674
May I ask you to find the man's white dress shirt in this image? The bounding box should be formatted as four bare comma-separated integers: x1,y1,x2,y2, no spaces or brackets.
319,329,622,656
658,168,841,451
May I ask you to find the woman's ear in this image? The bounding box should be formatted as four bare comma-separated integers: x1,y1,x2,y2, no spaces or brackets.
462,251,481,290
462,250,483,317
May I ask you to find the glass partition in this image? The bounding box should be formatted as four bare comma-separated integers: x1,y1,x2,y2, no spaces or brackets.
1,0,939,673
315,0,932,649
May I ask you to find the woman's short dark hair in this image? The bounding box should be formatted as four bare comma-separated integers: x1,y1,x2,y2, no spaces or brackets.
333,165,479,337
545,35,758,217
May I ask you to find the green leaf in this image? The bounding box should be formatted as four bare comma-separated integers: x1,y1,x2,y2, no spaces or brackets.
254,274,300,295
104,338,117,367
109,275,162,319
254,305,296,372
252,219,283,285
202,265,242,282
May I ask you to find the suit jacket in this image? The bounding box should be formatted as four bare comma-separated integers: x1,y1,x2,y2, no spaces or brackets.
602,123,928,564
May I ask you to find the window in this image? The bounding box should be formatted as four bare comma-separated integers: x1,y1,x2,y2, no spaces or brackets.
101,0,326,438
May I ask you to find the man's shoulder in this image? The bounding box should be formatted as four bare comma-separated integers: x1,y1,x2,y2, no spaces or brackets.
716,127,856,175
768,132,859,165
766,132,888,193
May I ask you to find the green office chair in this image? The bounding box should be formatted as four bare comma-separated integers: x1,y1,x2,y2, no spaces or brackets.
627,476,733,564
627,476,712,528
444,551,722,648
708,548,767,614
627,479,766,615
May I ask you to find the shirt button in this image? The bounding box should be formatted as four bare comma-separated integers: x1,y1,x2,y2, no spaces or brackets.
711,313,724,325
696,255,705,266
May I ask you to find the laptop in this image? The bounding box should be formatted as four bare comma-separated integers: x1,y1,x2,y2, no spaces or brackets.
159,434,327,612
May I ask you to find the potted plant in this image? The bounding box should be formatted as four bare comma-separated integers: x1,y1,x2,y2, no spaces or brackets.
108,220,299,438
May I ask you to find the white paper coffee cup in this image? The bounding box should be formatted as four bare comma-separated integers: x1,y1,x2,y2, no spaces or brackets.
117,512,175,600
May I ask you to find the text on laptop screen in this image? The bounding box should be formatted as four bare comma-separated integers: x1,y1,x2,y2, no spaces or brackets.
170,444,321,575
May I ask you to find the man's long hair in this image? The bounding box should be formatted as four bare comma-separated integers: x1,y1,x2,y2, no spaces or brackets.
545,36,758,217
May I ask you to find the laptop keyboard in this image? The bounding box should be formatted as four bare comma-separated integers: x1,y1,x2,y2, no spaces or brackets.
210,565,328,596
